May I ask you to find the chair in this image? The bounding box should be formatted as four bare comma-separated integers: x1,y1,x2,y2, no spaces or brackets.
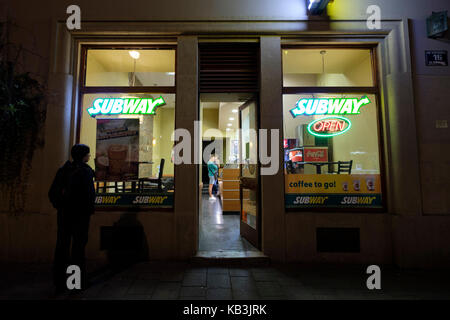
335,160,353,174
138,158,165,192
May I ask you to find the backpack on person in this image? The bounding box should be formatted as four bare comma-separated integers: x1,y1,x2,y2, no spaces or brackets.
48,161,80,210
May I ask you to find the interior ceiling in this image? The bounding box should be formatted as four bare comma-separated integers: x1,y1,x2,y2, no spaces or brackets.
283,49,370,74
88,49,175,72
218,102,242,131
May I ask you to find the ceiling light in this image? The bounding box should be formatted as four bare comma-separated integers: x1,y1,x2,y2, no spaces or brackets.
229,117,235,121
129,51,140,59
166,72,175,75
226,128,231,131
232,109,238,113
227,123,232,127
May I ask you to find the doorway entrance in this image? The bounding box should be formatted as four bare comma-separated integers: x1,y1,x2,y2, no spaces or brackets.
198,93,261,256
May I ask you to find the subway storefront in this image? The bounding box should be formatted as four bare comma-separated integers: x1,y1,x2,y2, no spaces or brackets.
66,37,393,263
9,0,443,268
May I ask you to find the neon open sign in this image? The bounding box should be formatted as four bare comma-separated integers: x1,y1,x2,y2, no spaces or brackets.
307,116,352,138
290,96,370,117
87,97,166,117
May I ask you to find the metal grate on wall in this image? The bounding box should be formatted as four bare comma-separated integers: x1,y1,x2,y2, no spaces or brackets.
199,43,259,92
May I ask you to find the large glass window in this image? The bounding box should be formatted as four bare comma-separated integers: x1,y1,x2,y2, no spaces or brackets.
283,48,373,87
85,49,175,87
282,48,384,210
79,47,176,208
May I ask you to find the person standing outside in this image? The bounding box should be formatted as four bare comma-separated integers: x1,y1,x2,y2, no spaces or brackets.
207,154,219,201
48,144,95,293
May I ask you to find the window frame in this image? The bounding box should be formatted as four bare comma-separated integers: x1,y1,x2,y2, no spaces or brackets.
281,44,387,213
76,44,177,211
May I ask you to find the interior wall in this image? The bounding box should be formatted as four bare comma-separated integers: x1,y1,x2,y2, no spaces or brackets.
331,96,381,173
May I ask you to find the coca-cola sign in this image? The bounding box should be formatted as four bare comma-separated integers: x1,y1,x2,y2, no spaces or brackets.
303,147,328,162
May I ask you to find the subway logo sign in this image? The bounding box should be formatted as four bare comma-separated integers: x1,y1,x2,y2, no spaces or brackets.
94,193,174,207
88,97,166,116
290,96,370,117
285,194,382,208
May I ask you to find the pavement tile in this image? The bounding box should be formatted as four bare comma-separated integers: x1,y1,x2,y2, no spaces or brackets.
207,267,229,275
252,272,282,282
183,272,207,287
207,288,233,300
207,274,231,289
232,289,261,300
151,282,181,300
251,267,277,274
185,267,207,274
79,283,105,299
137,272,162,280
256,281,284,298
231,277,258,291
126,279,158,295
229,268,251,277
180,286,206,298
97,284,130,299
120,294,152,300
160,271,184,282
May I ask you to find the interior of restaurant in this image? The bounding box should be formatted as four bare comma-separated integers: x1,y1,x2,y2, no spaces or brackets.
198,93,259,253
80,49,176,196
282,48,381,177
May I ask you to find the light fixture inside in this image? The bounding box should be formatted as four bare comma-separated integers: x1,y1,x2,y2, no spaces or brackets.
129,51,140,59
229,117,235,121
232,109,238,113
227,123,232,127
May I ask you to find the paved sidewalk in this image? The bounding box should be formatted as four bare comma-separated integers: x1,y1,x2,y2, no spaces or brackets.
1,262,450,300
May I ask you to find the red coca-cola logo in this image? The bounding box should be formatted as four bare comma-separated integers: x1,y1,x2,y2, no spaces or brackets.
304,148,328,162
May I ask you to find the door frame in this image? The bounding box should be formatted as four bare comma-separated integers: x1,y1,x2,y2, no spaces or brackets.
238,98,262,249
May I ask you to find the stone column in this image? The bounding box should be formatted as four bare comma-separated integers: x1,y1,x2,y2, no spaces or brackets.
259,36,286,262
174,36,199,258
41,24,74,214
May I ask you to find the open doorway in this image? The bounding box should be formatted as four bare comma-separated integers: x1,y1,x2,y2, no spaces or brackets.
198,93,261,256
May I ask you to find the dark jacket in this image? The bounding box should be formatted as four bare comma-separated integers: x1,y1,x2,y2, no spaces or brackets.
48,160,95,215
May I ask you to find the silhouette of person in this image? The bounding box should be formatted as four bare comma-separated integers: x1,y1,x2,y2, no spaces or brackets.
48,144,95,293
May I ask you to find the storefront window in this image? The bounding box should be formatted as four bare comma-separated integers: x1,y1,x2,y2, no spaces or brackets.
79,47,176,208
283,49,373,87
85,49,175,87
282,48,384,210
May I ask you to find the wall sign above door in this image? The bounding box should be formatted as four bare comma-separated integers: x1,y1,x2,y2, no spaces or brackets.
87,97,166,117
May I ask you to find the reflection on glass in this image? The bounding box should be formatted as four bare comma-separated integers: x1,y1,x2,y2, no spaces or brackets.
240,102,258,179
242,188,257,229
240,101,258,228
